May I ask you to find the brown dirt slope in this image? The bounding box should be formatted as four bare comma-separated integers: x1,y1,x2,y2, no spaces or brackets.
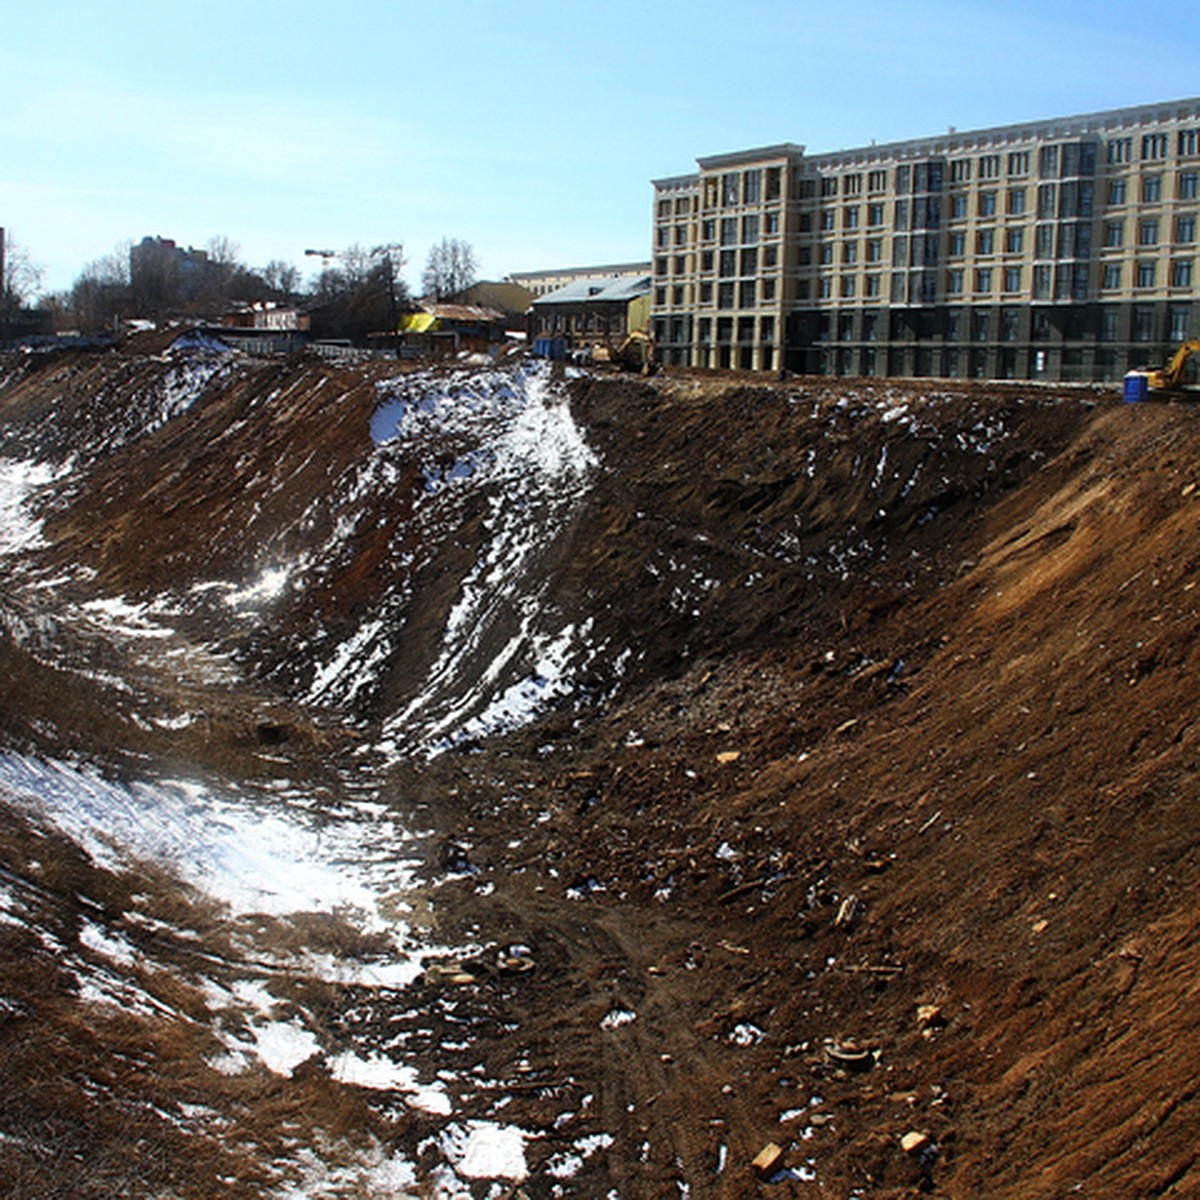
0,349,1197,1196
456,390,1200,1197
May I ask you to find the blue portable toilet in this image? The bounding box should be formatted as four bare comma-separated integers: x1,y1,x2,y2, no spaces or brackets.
1123,372,1149,403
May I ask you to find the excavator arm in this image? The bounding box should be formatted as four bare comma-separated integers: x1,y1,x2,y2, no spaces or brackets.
1148,338,1200,391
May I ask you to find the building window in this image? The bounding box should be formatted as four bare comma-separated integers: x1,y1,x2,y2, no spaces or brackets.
976,229,995,256
844,206,860,229
894,199,909,230
950,193,968,220
1142,132,1169,161
1108,137,1133,164
1037,183,1056,218
720,249,736,275
844,173,863,195
721,217,737,244
1139,218,1160,246
701,249,714,271
1004,267,1022,293
950,159,971,183
891,273,906,301
821,176,839,197
1035,224,1055,258
948,230,965,257
764,244,778,267
766,167,782,199
655,257,668,277
843,241,858,265
1102,262,1122,290
820,277,833,299
867,202,884,226
1001,307,1020,340
979,154,1001,179
895,164,912,193
766,211,781,235
654,287,665,306
821,209,836,231
675,225,689,246
979,190,998,217
743,169,762,204
1104,219,1124,248
723,172,740,206
1178,129,1199,157
1007,187,1027,215
742,215,759,243
1007,150,1030,176
1133,306,1155,341
868,169,887,192
1107,178,1127,206
697,317,712,343
740,247,757,274
1033,264,1052,298
1136,261,1157,289
740,280,757,307
1005,227,1025,254
946,268,964,295
673,285,685,305
1179,172,1200,200
1176,214,1197,243
1170,305,1190,341
820,243,834,265
975,268,993,293
841,275,857,298
973,310,990,341
673,255,686,275
893,236,908,266
1039,144,1059,177
1143,174,1164,204
700,281,713,303
865,274,881,297
1171,259,1194,289
1100,307,1119,340
762,278,776,300
656,227,669,248
702,219,716,241
718,282,735,308
866,238,883,263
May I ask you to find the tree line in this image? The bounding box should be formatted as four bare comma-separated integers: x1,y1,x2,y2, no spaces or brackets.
1,231,479,342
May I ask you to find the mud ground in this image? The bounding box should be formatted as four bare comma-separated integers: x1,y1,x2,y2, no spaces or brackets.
0,348,1197,1197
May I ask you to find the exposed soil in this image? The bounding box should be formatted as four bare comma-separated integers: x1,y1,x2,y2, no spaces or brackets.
0,344,1197,1197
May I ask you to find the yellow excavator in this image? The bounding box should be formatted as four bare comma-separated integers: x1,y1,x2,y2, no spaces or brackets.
1124,339,1200,400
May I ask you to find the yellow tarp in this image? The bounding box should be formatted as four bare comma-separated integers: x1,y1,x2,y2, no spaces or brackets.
399,312,439,333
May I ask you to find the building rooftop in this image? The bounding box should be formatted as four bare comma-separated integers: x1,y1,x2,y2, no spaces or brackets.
531,276,652,306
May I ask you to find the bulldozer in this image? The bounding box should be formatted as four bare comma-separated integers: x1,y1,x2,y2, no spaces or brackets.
1124,339,1200,400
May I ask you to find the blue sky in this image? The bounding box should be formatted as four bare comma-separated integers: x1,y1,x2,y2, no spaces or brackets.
4,0,1198,296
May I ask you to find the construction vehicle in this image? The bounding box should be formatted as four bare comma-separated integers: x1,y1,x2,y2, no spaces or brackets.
1124,339,1200,400
589,330,657,374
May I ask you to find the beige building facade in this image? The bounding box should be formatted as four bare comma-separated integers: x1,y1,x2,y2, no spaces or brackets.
651,98,1200,382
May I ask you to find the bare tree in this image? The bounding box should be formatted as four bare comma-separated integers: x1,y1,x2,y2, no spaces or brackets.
262,259,301,303
1,230,43,344
69,242,132,333
421,237,478,302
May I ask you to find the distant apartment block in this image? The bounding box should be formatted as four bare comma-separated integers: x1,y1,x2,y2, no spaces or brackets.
507,262,651,298
651,98,1200,382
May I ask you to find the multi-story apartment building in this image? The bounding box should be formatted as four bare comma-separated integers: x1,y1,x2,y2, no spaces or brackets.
651,98,1200,382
